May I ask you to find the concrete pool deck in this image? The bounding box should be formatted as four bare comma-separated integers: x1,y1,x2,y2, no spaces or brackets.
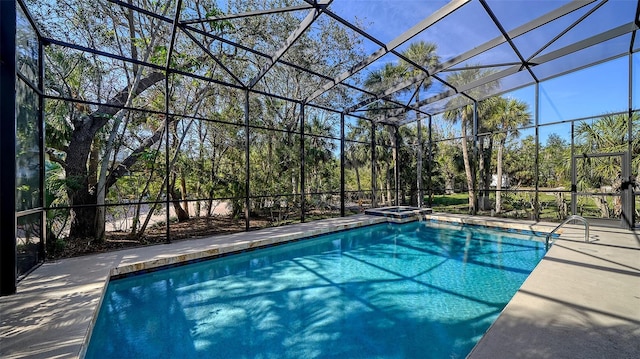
1,214,639,358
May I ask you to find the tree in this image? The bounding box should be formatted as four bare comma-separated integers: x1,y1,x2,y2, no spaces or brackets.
505,135,536,187
303,115,339,214
431,123,464,194
539,133,569,188
573,113,640,218
443,100,476,213
375,124,398,205
362,40,439,206
486,97,531,213
345,121,372,205
37,0,181,239
400,41,439,206
575,113,640,181
475,96,503,209
36,0,365,241
443,67,499,213
396,125,419,205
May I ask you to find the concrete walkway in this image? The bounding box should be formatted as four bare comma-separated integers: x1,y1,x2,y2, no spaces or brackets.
469,222,640,358
1,214,639,358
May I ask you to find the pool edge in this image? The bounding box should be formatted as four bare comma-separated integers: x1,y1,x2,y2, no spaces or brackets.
11,213,610,359
84,213,552,358
108,216,389,278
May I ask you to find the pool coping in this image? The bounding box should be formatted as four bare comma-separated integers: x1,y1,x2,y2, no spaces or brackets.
424,213,561,235
1,213,638,358
108,215,388,278
87,215,390,357
107,213,552,279
85,213,551,358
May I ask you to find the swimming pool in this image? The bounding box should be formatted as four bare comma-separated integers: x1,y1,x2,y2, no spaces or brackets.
85,221,546,359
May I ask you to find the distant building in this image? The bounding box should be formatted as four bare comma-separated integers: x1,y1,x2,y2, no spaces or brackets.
491,174,510,188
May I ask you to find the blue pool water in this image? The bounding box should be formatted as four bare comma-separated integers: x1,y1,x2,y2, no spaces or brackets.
86,221,545,359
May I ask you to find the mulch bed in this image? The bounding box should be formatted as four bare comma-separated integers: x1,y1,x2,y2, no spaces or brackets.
48,216,270,259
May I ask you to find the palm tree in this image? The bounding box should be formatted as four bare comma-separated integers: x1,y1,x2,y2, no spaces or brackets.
574,113,640,188
396,125,419,204
431,122,464,194
345,123,371,207
400,41,439,91
574,113,640,217
362,41,439,206
486,97,532,213
575,113,640,169
374,124,397,205
305,115,336,194
400,41,439,206
443,67,499,214
443,102,475,212
363,63,406,94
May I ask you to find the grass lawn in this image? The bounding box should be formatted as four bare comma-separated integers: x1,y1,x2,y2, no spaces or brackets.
426,191,608,222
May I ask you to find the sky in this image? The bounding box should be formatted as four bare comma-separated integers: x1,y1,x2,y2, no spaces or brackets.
326,0,638,143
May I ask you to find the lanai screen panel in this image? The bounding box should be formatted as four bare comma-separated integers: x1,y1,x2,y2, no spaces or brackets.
12,0,639,247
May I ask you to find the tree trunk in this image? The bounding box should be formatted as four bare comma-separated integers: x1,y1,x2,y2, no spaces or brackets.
355,166,362,200
66,121,100,239
392,127,398,205
170,185,190,222
477,137,488,210
460,122,476,214
181,170,189,217
89,139,104,239
130,142,161,238
386,163,392,206
484,137,493,195
595,190,610,218
496,139,505,213
166,120,196,222
66,71,165,239
92,1,146,241
478,136,493,211
417,120,423,207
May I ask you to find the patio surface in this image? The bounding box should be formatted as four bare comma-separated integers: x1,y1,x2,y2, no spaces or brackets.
1,214,639,358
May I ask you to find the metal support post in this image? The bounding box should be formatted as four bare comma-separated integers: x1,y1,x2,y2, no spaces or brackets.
417,117,423,207
244,90,250,231
427,115,433,207
340,113,345,216
163,0,183,242
394,125,400,206
472,101,479,215
38,37,46,260
570,122,577,215
534,82,540,221
371,121,377,208
300,103,306,222
621,153,634,229
1,0,17,295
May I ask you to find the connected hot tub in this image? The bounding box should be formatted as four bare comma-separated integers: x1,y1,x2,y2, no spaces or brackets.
364,206,432,222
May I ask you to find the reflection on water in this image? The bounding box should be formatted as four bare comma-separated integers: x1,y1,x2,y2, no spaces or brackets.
87,222,544,359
